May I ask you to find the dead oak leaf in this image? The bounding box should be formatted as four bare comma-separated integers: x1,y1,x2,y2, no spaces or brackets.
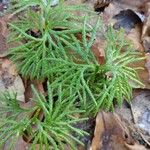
91,111,146,150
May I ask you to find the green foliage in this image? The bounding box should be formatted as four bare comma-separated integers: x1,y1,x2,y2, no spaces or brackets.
8,0,89,80
45,25,144,115
0,83,87,150
8,1,143,114
1,1,144,149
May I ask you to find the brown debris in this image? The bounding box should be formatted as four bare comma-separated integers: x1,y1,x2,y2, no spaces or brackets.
3,137,28,150
0,16,9,57
94,0,112,12
91,39,105,65
0,59,25,102
142,2,150,53
91,111,146,150
116,90,150,149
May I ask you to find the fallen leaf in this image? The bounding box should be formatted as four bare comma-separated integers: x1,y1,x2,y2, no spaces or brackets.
125,143,147,150
0,14,22,57
91,111,146,150
91,39,105,65
94,0,112,12
0,59,25,102
2,59,17,75
142,2,150,53
116,89,150,147
3,137,28,150
131,90,150,135
101,3,122,26
113,0,149,11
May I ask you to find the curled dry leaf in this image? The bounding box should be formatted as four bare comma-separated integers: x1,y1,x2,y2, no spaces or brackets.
101,4,144,51
142,2,150,53
101,3,122,26
132,90,150,136
0,59,25,102
91,111,146,150
116,90,150,148
110,9,144,51
125,144,147,150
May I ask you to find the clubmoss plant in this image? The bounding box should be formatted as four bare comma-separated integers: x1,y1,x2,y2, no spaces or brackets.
8,0,90,80
8,0,143,114
45,23,144,115
0,83,88,150
0,1,144,149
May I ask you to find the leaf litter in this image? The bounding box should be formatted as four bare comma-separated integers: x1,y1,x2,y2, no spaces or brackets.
0,0,150,149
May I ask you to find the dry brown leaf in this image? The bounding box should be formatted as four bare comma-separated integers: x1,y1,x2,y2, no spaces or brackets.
94,0,112,12
3,137,46,150
91,39,105,65
2,59,17,75
0,59,25,102
125,143,147,150
91,111,146,150
142,2,150,53
113,0,149,11
116,89,150,148
3,137,28,150
131,90,150,135
101,3,122,26
0,14,22,57
126,24,143,51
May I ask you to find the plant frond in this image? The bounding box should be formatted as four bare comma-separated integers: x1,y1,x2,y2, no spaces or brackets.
0,83,87,149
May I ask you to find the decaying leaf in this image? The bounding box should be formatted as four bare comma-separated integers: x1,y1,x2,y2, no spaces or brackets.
91,111,146,150
94,0,112,12
116,89,150,148
142,2,150,53
125,144,147,150
91,39,105,65
0,59,25,102
3,137,28,150
131,90,150,136
113,0,149,11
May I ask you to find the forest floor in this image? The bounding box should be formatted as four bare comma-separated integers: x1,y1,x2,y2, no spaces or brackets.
0,0,150,150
